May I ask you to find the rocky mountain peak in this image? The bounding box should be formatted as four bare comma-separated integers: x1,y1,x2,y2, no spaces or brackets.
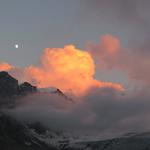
0,71,19,97
19,82,37,94
0,71,37,98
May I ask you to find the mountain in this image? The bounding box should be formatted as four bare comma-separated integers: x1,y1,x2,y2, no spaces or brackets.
51,88,73,102
0,71,37,96
1,111,150,150
0,71,37,107
0,71,150,150
0,112,58,150
67,135,150,150
0,71,19,97
0,71,72,109
19,82,37,94
39,87,73,102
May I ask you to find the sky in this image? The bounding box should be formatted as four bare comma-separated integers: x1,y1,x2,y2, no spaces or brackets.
1,0,150,86
2,0,150,139
0,0,144,86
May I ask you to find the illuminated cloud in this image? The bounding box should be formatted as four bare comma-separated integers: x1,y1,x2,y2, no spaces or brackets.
0,62,14,71
0,44,124,96
24,45,124,96
88,34,150,85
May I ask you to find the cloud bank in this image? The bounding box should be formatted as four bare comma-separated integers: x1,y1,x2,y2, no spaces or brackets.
4,86,150,139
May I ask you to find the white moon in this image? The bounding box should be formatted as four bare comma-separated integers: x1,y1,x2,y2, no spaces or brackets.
15,44,19,49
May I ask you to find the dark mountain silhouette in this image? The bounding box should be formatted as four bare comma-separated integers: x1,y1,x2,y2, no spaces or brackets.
0,71,37,107
0,71,37,97
0,71,19,97
19,82,37,94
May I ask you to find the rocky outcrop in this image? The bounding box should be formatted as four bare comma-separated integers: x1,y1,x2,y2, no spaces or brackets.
1,111,150,150
0,112,58,150
0,71,37,98
0,71,37,106
28,122,47,135
51,89,73,102
19,82,37,94
0,71,19,97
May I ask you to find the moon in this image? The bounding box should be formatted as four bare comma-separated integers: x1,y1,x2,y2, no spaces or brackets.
15,44,19,49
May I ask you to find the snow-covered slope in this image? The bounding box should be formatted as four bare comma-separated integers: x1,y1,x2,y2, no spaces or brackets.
1,107,150,150
0,112,58,150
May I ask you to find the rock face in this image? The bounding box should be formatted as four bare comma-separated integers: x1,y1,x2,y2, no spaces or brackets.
67,136,150,150
0,112,58,150
0,71,19,97
1,111,150,150
0,71,37,97
19,82,37,94
28,122,47,135
51,89,73,102
0,71,37,106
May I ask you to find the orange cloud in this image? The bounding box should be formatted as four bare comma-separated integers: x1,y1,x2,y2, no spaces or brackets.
87,34,121,69
88,34,150,86
24,45,124,96
0,62,14,71
100,34,120,55
0,44,124,96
